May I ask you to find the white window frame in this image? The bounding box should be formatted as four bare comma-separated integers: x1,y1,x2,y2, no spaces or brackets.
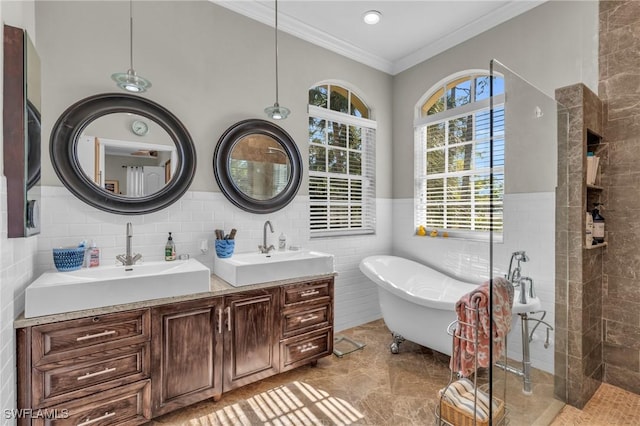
308,102,377,238
414,73,504,241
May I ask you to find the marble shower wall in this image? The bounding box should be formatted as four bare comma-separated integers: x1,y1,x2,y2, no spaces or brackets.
599,0,640,395
555,83,605,408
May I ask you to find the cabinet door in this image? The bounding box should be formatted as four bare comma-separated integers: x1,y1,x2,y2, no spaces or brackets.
150,297,223,417
223,289,279,391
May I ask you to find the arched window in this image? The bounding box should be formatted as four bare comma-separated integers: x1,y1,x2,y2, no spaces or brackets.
308,83,376,237
414,72,505,238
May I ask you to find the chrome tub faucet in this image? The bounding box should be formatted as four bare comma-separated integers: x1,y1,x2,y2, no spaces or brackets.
506,250,530,303
259,220,275,254
116,222,142,269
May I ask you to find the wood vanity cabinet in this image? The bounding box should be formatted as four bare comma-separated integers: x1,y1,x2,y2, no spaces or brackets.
223,288,280,391
17,310,151,426
16,277,333,425
280,279,334,371
150,297,224,417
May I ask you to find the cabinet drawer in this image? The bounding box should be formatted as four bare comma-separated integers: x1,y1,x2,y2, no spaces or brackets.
280,328,332,371
33,343,149,408
33,380,150,426
282,304,330,338
282,280,332,307
32,310,150,365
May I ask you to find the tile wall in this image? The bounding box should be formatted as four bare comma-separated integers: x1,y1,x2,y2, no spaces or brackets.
36,186,391,332
0,177,39,424
555,83,605,408
599,0,640,396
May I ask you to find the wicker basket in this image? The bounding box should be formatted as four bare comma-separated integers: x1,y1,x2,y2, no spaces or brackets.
438,396,504,426
52,247,86,272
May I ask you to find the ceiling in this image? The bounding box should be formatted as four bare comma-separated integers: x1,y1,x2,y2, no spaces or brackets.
213,0,547,75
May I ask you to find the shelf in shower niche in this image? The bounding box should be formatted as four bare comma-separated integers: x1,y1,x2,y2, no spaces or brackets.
587,184,603,191
584,242,607,250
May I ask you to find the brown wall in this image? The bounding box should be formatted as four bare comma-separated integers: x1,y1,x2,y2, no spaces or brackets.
599,0,640,395
555,83,604,408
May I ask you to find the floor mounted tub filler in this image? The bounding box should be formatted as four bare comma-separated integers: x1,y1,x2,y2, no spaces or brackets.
359,255,548,394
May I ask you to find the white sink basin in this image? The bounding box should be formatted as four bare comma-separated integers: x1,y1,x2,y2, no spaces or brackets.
512,291,542,314
25,259,211,318
214,250,335,287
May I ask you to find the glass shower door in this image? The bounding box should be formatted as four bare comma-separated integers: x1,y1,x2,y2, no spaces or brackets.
488,59,569,424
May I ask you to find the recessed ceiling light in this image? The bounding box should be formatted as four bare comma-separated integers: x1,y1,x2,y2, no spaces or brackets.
363,10,381,25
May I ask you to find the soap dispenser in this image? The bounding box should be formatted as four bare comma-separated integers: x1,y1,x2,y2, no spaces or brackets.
165,232,176,261
278,232,287,251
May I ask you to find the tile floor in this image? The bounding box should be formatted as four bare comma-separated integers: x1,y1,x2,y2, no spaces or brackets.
152,319,565,425
550,383,640,425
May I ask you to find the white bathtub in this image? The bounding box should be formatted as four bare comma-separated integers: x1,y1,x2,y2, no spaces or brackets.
359,255,540,355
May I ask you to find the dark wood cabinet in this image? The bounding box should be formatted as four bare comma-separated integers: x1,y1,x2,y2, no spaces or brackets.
18,310,151,426
150,297,224,417
17,277,334,425
223,289,279,391
279,279,334,372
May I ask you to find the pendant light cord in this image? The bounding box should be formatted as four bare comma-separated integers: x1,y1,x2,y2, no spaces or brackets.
274,0,280,104
129,0,134,71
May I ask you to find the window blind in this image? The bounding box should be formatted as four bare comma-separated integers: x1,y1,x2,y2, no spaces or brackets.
415,103,504,236
309,105,376,237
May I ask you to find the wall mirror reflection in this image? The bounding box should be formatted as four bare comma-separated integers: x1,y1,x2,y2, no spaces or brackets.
50,93,196,215
214,119,302,214
77,113,177,197
229,134,290,201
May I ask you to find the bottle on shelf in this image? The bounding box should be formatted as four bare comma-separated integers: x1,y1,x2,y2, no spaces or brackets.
591,203,605,245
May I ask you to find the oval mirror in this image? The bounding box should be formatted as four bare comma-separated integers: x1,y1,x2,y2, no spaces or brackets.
50,93,196,214
214,119,302,213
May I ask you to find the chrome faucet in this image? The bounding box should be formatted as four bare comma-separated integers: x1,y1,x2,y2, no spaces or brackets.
116,222,142,269
259,220,275,254
506,250,530,303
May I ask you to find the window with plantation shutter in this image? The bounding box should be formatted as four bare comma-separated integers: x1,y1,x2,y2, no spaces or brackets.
308,84,376,237
415,73,505,240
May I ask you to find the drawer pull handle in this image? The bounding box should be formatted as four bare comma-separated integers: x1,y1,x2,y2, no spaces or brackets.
300,289,319,297
299,315,319,323
76,330,116,341
217,308,223,334
78,411,116,426
297,343,319,353
77,367,116,381
225,306,231,332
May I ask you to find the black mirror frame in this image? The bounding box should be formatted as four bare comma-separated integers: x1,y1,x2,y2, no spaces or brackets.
50,93,196,215
214,119,302,214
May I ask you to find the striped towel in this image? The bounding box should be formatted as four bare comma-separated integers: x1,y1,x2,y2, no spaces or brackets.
438,378,497,422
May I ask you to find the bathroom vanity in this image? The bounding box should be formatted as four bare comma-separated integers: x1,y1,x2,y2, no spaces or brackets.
14,274,334,425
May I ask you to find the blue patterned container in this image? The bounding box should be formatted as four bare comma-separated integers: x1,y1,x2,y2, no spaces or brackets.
52,247,86,271
215,240,235,258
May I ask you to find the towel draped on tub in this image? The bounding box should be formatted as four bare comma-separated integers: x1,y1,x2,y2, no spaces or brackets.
449,277,514,377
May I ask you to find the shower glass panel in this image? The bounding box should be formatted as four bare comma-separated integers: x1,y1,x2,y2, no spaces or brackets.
488,59,569,424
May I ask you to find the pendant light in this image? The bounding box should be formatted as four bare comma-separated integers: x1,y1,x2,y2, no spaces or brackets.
264,0,290,120
111,0,152,93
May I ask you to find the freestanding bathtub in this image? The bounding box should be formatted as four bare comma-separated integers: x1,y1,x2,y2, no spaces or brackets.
359,255,539,356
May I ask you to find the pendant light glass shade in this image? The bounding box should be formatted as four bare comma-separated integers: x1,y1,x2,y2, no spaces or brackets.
265,0,288,120
112,69,151,93
265,102,290,120
111,0,151,93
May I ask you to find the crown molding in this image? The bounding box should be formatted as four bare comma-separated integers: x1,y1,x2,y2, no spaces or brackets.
392,0,547,75
212,0,394,73
212,0,546,76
